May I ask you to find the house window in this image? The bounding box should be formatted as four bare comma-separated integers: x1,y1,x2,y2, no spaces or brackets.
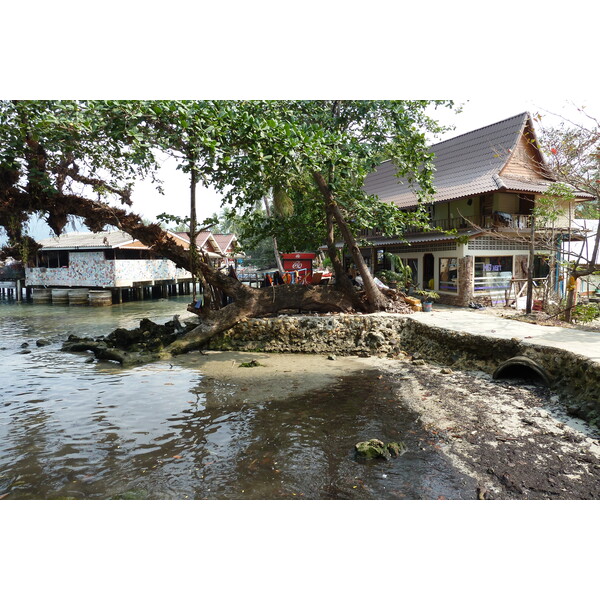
474,256,513,295
439,257,458,292
39,250,69,268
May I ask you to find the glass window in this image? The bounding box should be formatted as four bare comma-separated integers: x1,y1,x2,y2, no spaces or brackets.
39,250,69,268
439,258,458,292
474,256,513,295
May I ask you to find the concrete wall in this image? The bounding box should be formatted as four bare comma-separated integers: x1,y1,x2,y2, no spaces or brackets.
26,251,192,288
206,313,600,426
114,259,191,286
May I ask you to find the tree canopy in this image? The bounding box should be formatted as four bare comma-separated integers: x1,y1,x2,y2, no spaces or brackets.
0,99,453,352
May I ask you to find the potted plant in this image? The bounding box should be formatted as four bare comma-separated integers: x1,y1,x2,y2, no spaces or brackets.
413,288,439,312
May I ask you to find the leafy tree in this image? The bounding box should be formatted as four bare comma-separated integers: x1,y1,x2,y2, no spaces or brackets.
0,100,451,354
538,110,600,321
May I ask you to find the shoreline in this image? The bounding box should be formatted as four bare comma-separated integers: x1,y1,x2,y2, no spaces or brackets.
184,350,600,499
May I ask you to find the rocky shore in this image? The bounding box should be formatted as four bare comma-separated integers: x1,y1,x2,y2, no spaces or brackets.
59,313,600,499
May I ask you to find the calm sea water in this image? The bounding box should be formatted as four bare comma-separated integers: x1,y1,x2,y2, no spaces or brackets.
0,296,475,499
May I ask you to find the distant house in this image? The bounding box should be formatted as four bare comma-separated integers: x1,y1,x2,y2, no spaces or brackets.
169,231,242,269
358,112,594,306
25,230,194,300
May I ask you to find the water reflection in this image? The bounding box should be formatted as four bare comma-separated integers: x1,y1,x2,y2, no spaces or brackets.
0,297,474,499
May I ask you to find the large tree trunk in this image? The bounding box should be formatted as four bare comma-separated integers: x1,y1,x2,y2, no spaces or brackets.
262,196,285,274
312,171,388,311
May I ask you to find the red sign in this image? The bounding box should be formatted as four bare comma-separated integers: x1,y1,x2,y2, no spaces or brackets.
281,253,316,283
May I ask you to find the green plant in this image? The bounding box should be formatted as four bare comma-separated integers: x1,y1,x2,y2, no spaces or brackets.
377,269,404,284
383,253,413,289
571,303,600,323
413,288,440,301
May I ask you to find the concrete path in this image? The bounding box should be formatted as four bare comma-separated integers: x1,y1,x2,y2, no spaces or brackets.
405,307,600,364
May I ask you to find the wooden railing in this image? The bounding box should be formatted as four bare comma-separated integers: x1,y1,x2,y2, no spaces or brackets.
359,214,536,237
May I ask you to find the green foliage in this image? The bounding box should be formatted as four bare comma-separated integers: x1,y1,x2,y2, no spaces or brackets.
571,302,600,323
377,270,404,284
1,100,453,280
575,200,600,219
380,254,414,288
413,288,440,300
156,213,191,231
535,182,572,227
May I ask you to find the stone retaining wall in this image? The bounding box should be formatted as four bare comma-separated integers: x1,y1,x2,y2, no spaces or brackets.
206,313,600,426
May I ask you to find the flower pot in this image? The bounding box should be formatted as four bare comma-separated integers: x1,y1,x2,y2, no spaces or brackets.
422,300,433,312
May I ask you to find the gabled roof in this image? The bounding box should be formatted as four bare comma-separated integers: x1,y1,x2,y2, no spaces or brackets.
170,231,239,255
212,233,237,253
38,230,145,251
169,231,223,254
364,112,592,207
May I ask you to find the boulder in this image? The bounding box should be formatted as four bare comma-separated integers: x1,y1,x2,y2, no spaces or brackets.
355,439,407,460
355,439,391,460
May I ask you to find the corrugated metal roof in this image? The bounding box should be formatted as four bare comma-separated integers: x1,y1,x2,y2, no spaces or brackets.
372,230,480,246
38,230,141,250
364,112,591,207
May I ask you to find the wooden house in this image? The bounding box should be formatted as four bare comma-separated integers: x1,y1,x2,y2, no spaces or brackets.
359,112,594,306
168,231,242,269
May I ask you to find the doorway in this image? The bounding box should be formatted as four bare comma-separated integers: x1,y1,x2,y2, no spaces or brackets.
424,253,435,289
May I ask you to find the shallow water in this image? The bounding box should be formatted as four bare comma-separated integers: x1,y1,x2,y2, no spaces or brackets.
0,297,474,499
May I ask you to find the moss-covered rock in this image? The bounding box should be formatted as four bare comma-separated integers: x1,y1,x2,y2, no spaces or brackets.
355,439,391,460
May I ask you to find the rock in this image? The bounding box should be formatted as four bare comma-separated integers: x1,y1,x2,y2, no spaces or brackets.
18,349,31,354
84,357,95,363
386,441,407,457
239,360,262,368
327,355,336,361
440,368,453,374
412,359,426,365
36,339,51,347
21,342,29,348
355,439,390,460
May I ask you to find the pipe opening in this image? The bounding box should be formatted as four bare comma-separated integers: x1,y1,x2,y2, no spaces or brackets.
493,356,551,387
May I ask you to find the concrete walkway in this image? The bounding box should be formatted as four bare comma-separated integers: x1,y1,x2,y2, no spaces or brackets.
404,306,600,364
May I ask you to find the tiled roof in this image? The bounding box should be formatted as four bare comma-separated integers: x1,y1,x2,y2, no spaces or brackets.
38,230,141,250
364,112,591,207
212,233,236,252
170,231,240,254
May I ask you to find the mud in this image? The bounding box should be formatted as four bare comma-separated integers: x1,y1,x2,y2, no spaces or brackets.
379,357,600,500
